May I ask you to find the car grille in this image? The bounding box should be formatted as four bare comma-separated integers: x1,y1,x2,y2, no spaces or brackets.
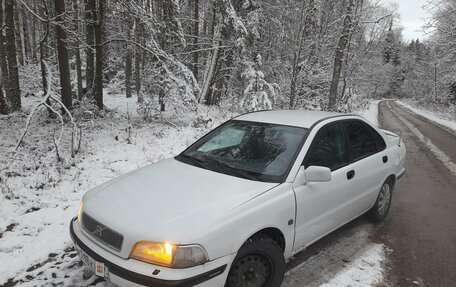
81,212,124,251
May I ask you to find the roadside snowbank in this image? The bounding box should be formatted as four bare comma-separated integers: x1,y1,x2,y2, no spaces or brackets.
283,222,386,287
359,100,380,126
319,244,385,287
397,101,456,133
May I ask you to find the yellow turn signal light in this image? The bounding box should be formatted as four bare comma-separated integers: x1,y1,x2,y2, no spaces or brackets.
130,241,177,266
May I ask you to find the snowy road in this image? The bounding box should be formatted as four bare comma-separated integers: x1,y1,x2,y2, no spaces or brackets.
376,100,456,286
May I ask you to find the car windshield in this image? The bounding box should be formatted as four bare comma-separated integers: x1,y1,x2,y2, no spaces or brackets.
176,120,308,182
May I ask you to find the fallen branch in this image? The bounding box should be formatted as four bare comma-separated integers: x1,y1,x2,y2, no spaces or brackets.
14,60,54,151
14,60,78,157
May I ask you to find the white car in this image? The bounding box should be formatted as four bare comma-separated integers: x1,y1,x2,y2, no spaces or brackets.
70,110,406,287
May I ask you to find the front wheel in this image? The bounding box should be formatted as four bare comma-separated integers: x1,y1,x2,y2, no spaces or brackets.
366,179,393,223
225,235,285,287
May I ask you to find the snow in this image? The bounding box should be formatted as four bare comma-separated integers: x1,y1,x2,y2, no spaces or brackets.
397,101,456,133
0,93,227,286
283,223,386,287
319,244,385,287
358,100,380,126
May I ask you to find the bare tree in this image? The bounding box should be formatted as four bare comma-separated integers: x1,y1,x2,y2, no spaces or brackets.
13,1,24,66
5,0,21,111
54,0,72,110
73,0,84,101
125,15,133,98
93,0,104,109
0,1,10,114
85,0,95,95
328,0,356,111
134,17,141,100
38,0,50,97
289,0,317,108
192,0,199,79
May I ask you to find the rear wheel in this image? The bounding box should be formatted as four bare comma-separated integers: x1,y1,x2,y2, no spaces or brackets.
225,235,285,287
366,179,393,223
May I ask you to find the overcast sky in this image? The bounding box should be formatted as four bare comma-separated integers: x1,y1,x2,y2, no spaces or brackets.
387,0,432,42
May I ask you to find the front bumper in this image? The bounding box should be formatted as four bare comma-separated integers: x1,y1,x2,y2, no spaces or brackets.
69,217,233,287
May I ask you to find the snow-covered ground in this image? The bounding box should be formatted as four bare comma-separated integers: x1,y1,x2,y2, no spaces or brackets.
359,100,380,126
0,97,385,287
0,93,226,286
397,101,456,133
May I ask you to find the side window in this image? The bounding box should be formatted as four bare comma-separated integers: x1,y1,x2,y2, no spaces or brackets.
366,124,386,151
343,120,378,161
303,123,349,171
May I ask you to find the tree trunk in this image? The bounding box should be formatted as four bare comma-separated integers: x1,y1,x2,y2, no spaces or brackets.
31,0,38,62
0,87,5,115
93,0,104,109
199,5,221,104
39,0,49,96
159,38,166,111
125,45,132,98
124,15,133,99
19,6,30,64
85,0,95,94
74,0,84,101
158,0,166,111
5,0,21,111
134,18,141,100
192,0,199,79
13,1,24,66
54,0,72,110
0,0,10,114
289,0,312,108
328,0,355,111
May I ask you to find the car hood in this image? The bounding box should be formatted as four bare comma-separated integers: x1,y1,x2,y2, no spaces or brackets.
81,158,277,257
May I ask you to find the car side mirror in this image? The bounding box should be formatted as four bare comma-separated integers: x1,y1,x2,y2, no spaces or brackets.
293,165,332,188
305,166,331,182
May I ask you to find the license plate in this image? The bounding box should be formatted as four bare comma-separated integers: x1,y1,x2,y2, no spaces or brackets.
75,244,109,278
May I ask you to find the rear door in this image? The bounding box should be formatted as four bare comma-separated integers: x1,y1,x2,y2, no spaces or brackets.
342,120,388,215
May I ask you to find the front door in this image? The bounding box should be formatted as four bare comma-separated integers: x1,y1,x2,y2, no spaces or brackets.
293,122,354,250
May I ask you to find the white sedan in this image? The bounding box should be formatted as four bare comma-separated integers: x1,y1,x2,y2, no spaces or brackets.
70,110,406,287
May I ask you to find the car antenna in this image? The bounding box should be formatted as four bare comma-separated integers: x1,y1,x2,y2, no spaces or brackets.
398,131,402,147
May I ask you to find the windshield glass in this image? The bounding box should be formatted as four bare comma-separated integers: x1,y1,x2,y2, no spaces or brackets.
176,120,308,182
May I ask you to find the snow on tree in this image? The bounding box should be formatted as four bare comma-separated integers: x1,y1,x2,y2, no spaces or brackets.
240,54,278,112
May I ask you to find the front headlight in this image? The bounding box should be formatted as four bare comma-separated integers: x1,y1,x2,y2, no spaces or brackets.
130,241,208,268
77,201,83,223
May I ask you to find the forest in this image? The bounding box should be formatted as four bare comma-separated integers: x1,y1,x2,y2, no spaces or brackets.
0,0,454,120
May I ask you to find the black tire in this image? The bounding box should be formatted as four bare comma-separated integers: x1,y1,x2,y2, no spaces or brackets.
366,178,394,223
225,235,285,287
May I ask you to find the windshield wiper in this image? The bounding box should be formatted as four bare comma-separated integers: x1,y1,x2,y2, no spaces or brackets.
201,155,259,181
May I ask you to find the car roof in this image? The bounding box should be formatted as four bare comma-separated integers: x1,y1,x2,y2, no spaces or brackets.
235,110,352,129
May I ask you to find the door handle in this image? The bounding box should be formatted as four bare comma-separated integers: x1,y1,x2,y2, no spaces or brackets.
347,170,355,180
383,156,388,163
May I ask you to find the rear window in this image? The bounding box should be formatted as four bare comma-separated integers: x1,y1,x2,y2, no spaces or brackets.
343,120,378,161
